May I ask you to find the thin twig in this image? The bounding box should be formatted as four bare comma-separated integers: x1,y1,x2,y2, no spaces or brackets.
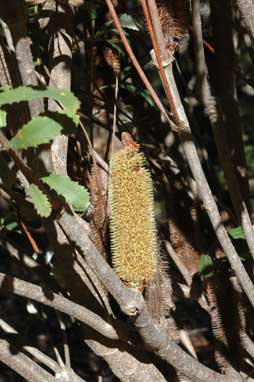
0,18,15,52
110,74,119,160
104,0,177,129
19,219,40,255
165,240,192,286
140,0,183,129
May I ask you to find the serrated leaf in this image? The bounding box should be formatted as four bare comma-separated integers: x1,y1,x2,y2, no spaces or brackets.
0,86,80,113
0,110,7,128
9,116,63,149
41,173,89,211
228,226,247,239
199,255,214,278
29,184,52,217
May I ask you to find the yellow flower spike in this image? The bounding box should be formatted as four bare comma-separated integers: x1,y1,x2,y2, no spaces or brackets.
109,144,158,289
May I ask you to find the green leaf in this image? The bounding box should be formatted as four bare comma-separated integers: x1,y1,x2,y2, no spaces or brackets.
139,89,154,107
0,212,19,232
107,40,125,56
119,14,140,31
199,255,214,278
90,9,97,21
0,86,80,113
0,110,7,128
41,173,89,211
9,116,63,149
228,226,246,239
29,184,52,218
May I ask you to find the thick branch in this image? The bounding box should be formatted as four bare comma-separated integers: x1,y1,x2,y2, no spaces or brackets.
58,211,236,382
165,64,254,309
53,214,167,382
46,1,73,175
141,0,254,309
87,339,167,382
135,305,236,382
58,210,144,316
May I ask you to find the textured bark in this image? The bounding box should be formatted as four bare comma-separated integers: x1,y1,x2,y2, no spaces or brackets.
205,275,244,376
235,0,254,40
0,339,56,382
44,1,73,175
0,0,43,116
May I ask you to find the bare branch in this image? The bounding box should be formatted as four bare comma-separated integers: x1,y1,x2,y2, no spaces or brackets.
0,318,58,372
53,215,167,382
191,0,254,261
0,272,120,340
141,0,254,310
166,63,254,309
0,0,43,116
57,211,237,382
0,328,88,382
58,210,144,316
235,0,254,40
140,0,182,129
87,339,167,382
134,304,236,382
165,240,192,286
206,0,254,257
0,338,56,382
45,1,73,175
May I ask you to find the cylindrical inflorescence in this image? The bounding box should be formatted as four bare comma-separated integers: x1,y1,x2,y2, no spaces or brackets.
109,145,158,289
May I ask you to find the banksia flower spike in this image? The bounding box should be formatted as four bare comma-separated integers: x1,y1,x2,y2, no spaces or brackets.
109,135,158,290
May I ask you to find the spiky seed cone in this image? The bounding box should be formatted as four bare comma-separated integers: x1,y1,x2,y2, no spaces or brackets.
109,146,158,289
90,165,107,257
146,258,174,321
104,46,121,76
156,0,190,44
